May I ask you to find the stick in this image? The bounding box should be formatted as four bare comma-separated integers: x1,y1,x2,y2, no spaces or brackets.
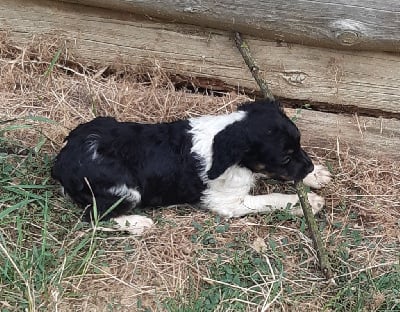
233,33,275,101
234,32,333,280
295,181,333,279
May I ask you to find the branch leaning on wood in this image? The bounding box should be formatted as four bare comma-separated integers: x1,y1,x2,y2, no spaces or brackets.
234,32,333,280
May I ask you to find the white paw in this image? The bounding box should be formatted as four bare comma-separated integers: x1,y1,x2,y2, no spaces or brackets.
291,192,325,216
112,215,154,235
303,164,332,189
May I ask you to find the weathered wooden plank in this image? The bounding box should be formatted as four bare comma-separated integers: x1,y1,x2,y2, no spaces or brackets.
1,0,400,115
61,0,400,52
287,108,400,161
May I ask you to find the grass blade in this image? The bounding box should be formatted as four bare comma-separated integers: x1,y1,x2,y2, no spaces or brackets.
44,48,62,77
0,199,34,219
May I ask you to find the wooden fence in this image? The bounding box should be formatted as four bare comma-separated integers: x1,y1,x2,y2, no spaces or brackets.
1,0,399,159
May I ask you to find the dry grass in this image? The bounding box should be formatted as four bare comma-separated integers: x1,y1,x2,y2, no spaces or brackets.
0,33,399,311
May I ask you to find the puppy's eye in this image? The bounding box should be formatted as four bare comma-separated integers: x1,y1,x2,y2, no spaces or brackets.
281,156,291,165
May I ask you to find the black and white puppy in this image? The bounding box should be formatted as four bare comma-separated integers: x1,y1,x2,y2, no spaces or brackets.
52,99,331,234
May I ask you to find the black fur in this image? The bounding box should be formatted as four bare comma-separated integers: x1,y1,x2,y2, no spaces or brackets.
52,99,313,220
52,117,205,220
210,101,314,181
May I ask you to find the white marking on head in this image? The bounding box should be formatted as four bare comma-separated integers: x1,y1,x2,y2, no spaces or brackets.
108,185,141,203
189,111,246,182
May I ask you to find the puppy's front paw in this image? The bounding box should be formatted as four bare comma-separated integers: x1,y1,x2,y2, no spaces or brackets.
303,164,332,189
291,192,325,216
307,192,325,214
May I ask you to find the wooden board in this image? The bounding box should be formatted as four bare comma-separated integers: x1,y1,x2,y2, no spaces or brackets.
287,109,400,161
0,0,399,159
61,0,400,52
2,0,400,116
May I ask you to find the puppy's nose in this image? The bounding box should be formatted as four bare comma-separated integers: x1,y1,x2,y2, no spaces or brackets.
306,163,314,174
300,149,314,174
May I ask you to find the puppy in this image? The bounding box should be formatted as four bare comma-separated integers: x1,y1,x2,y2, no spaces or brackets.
52,99,331,233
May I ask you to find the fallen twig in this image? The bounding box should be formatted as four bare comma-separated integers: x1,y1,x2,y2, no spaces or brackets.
234,32,333,280
295,181,333,279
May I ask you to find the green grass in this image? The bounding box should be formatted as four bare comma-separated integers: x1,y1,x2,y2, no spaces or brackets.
161,211,400,312
164,251,282,311
0,124,105,311
163,217,284,312
325,267,400,311
1,122,399,312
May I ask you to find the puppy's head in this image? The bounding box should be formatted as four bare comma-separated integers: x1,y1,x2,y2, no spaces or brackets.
207,99,314,181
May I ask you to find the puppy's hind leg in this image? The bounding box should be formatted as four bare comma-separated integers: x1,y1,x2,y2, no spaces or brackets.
112,215,154,235
83,194,133,222
84,194,153,235
95,186,153,235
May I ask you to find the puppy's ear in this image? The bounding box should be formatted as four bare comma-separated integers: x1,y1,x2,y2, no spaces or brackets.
207,123,248,180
